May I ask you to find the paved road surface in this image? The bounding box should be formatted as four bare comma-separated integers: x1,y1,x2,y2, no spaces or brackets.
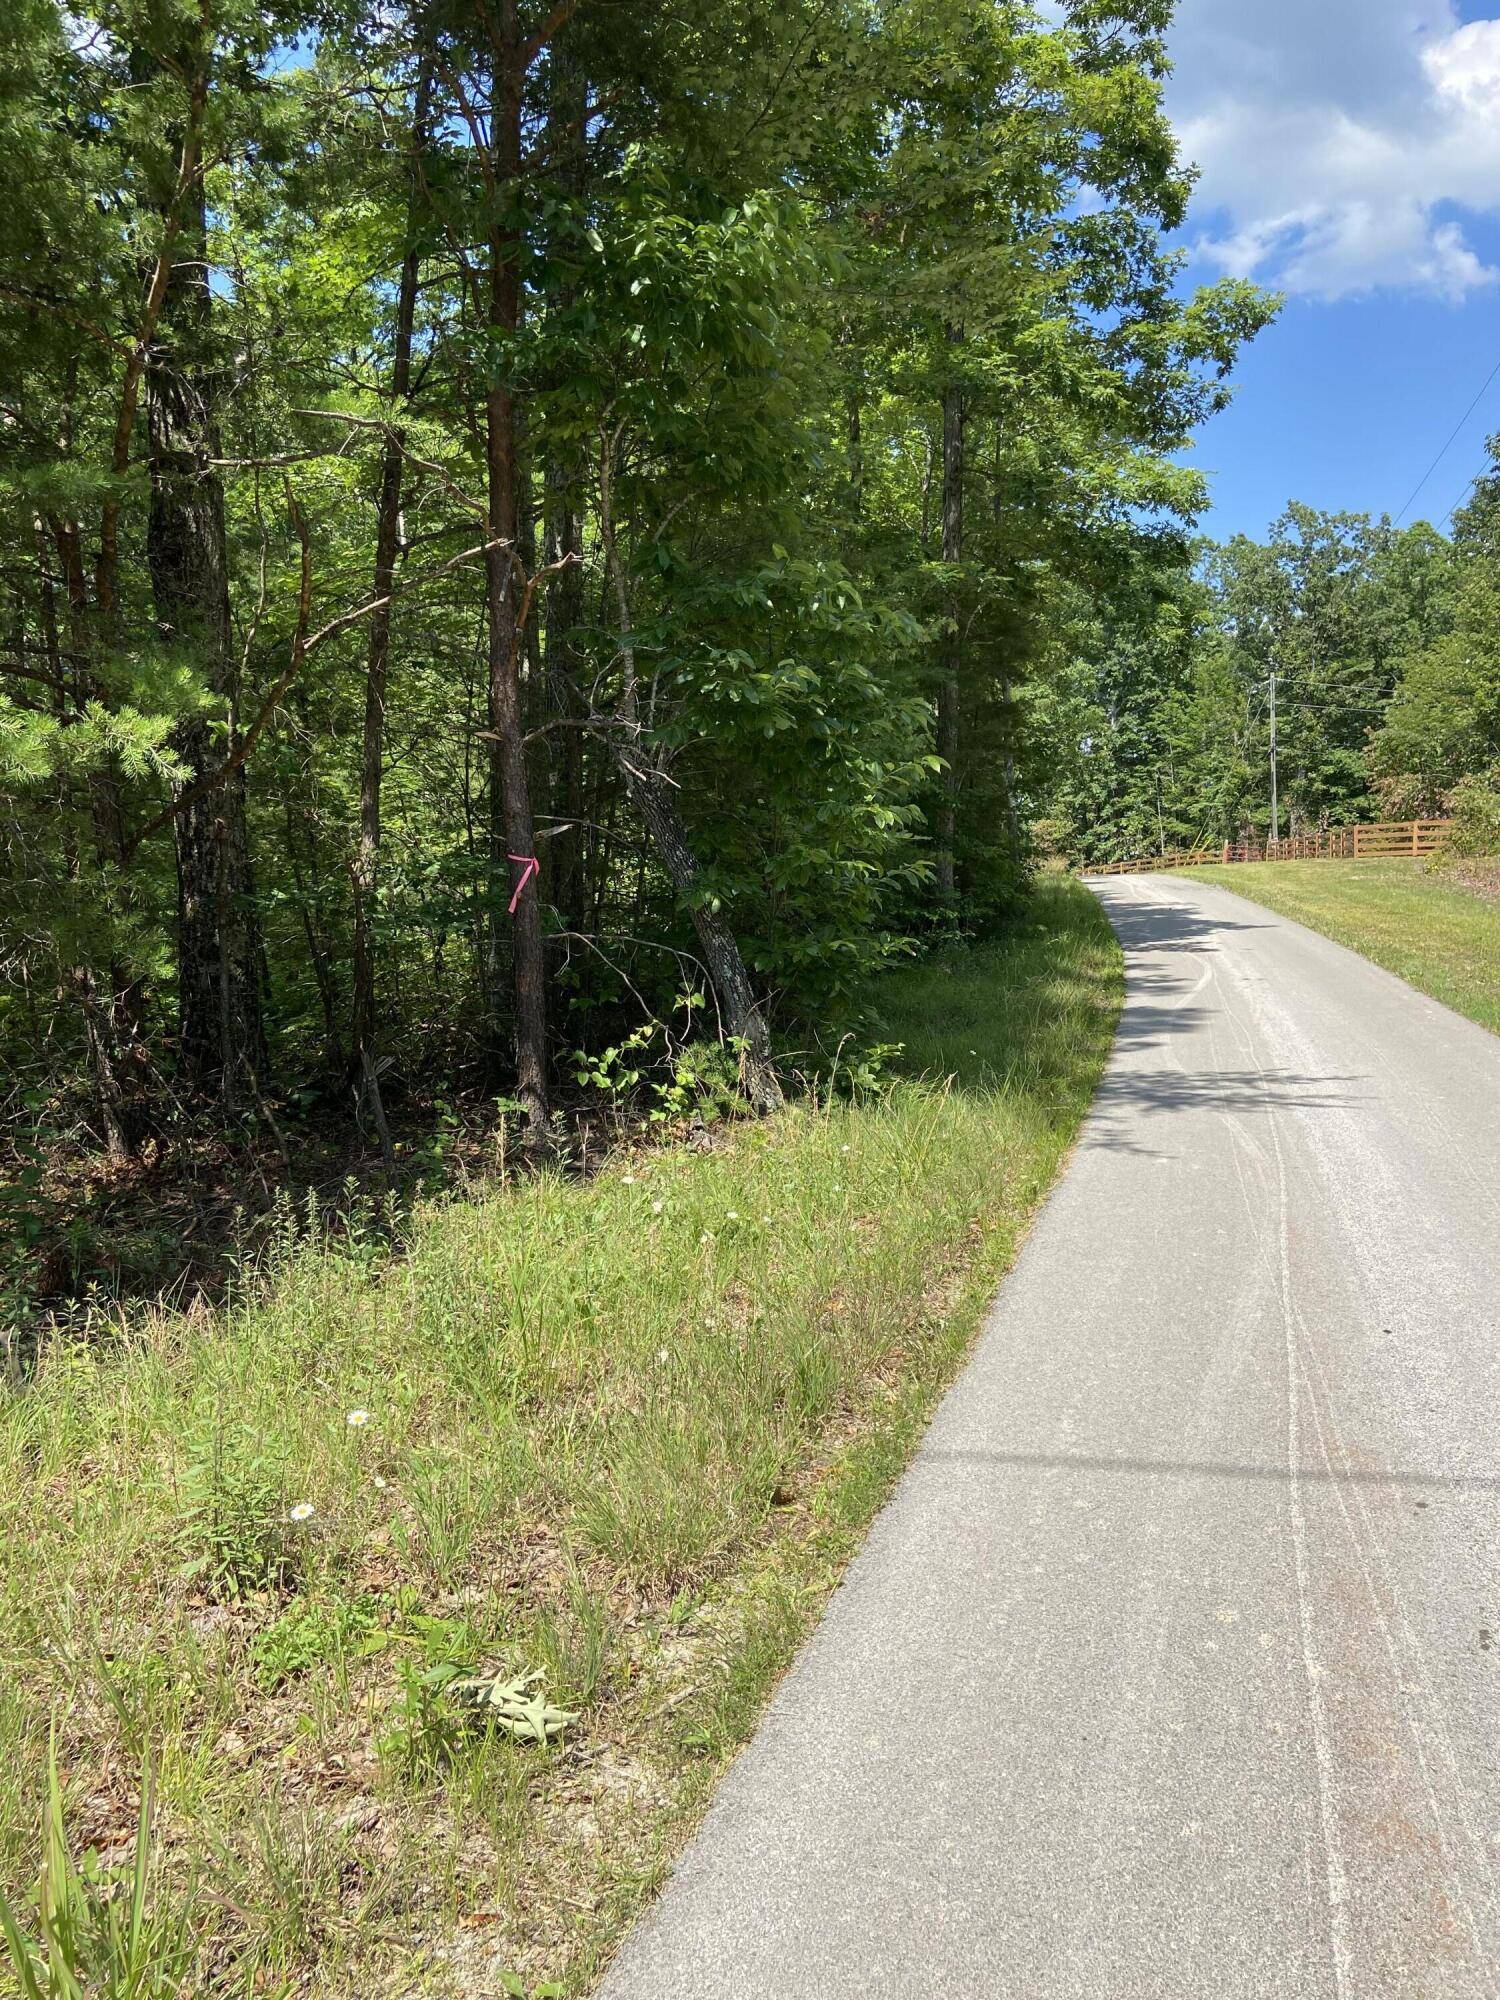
599,873,1500,1999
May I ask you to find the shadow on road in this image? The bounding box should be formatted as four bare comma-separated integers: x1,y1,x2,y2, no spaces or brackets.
1089,1063,1362,1125
1078,885,1368,1152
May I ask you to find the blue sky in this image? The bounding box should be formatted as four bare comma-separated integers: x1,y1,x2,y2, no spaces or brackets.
1164,0,1500,541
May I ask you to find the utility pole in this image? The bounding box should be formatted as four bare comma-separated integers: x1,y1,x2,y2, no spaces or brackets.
1267,668,1279,855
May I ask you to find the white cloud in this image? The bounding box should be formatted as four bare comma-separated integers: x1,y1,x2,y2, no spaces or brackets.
1167,3,1500,301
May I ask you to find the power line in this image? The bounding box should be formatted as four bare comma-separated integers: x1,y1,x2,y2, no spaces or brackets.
1392,351,1500,527
1440,468,1485,530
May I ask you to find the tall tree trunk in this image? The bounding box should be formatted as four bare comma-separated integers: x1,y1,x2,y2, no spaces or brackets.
935,331,965,903
148,179,265,1108
991,432,1021,873
350,55,431,1160
484,9,549,1140
847,390,864,523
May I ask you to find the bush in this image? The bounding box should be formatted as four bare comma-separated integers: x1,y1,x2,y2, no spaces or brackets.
1445,765,1500,858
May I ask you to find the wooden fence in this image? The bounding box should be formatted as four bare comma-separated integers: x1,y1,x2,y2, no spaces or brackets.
1089,819,1450,877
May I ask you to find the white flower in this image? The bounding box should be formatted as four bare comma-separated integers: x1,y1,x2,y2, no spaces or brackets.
656,1347,669,1364
839,1145,850,1154
346,1409,370,1428
622,1173,637,1185
651,1199,664,1214
289,1502,314,1523
727,1210,739,1221
761,1214,772,1224
373,1475,388,1490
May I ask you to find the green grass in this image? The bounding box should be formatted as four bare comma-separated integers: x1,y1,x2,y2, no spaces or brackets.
1181,858,1500,1035
0,879,1121,2000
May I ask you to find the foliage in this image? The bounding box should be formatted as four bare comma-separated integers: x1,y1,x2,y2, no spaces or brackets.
1445,766,1500,860
0,0,1266,1183
1041,481,1499,865
176,1431,301,1599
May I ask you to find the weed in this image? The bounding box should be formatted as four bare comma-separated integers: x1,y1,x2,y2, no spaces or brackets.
250,1594,383,1692
176,1428,301,1599
526,1574,616,1708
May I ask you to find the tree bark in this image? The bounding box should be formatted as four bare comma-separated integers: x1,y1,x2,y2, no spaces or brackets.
484,8,550,1140
350,55,432,1159
935,333,965,903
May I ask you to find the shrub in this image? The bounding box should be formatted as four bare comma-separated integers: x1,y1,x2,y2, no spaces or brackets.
1445,765,1500,858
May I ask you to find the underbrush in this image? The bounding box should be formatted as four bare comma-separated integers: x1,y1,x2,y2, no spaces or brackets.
0,879,1120,1999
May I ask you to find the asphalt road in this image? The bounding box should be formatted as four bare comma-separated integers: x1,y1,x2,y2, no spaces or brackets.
599,873,1500,2000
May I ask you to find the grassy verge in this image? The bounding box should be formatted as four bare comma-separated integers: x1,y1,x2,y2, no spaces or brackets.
1181,858,1500,1035
0,879,1120,2000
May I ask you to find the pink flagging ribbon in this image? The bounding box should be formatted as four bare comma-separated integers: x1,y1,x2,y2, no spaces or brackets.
507,852,540,915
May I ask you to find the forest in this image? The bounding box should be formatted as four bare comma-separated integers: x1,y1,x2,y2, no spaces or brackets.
1,0,1492,1320
1044,482,1500,867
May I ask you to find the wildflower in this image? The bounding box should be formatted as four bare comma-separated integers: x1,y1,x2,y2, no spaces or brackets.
373,1475,388,1490
656,1347,669,1365
839,1145,850,1154
761,1214,772,1224
727,1210,739,1221
346,1409,370,1428
289,1502,314,1523
622,1173,637,1185
651,1199,664,1214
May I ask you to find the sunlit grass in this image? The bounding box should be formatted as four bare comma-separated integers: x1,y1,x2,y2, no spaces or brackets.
1182,858,1500,1035
0,879,1121,1999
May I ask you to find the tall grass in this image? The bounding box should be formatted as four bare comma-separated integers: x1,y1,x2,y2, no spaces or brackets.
0,879,1120,1998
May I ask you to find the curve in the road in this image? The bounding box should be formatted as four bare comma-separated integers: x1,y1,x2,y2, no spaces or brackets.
598,873,1500,2000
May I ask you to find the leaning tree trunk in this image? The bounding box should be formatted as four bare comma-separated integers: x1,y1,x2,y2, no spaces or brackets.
934,329,965,904
483,10,550,1142
596,442,781,1115
613,758,783,1115
148,182,265,1110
